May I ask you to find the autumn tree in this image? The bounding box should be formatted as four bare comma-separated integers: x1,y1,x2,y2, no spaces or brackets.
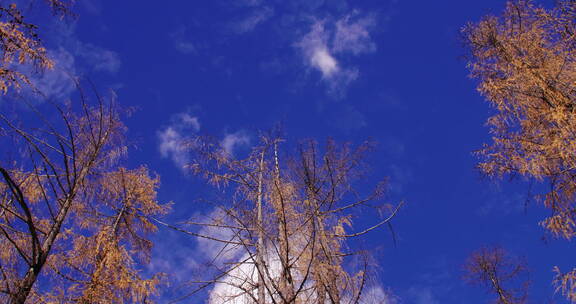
0,0,73,94
0,85,169,303
463,0,576,301
168,135,401,303
464,246,530,304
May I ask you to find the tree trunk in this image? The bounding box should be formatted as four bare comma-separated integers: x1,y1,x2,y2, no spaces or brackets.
10,197,73,304
256,151,266,304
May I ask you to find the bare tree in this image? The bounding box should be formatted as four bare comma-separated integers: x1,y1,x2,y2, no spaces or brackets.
0,85,169,303
464,246,530,304
165,135,402,303
463,0,576,300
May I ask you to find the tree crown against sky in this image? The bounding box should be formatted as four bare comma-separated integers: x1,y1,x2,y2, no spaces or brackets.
464,0,576,301
0,0,74,94
464,246,530,304
175,135,401,304
0,86,169,303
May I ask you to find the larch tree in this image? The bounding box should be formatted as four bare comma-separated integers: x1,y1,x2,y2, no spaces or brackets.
0,0,73,94
463,0,576,301
464,246,530,304
0,86,169,303
171,135,402,303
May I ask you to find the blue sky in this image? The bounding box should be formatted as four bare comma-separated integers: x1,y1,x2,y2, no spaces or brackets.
8,0,574,303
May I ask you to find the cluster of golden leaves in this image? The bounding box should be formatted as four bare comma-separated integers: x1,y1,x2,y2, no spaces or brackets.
0,96,169,303
0,3,52,94
464,0,576,301
50,167,169,304
0,0,74,94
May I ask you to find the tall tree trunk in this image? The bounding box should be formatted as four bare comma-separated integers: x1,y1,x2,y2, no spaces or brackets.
274,143,294,303
256,151,266,304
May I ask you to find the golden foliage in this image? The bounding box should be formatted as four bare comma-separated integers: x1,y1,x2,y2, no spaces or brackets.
554,266,576,302
0,0,74,94
464,0,576,300
0,91,169,303
186,135,399,303
0,4,50,94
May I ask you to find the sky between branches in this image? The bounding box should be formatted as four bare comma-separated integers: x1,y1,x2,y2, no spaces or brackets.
2,0,573,303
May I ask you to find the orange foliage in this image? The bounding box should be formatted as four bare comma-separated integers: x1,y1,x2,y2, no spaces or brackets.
464,0,576,301
0,91,169,303
185,135,401,303
0,0,73,94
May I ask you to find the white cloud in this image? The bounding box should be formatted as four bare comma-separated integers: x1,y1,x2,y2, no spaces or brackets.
202,217,386,304
298,20,334,78
158,127,188,168
208,252,263,304
157,112,201,170
311,47,339,77
208,248,398,304
297,13,375,97
207,249,287,304
220,130,251,157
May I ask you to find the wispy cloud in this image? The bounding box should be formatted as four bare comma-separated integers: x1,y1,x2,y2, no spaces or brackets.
333,14,376,55
297,13,376,97
79,0,103,15
176,1,389,99
148,230,199,282
170,26,197,54
406,286,440,304
360,285,400,304
324,103,367,131
11,20,122,101
402,257,456,304
54,22,122,76
157,112,201,170
220,130,251,157
26,47,77,101
477,184,525,216
74,42,121,73
196,208,243,263
46,20,122,76
233,6,274,34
